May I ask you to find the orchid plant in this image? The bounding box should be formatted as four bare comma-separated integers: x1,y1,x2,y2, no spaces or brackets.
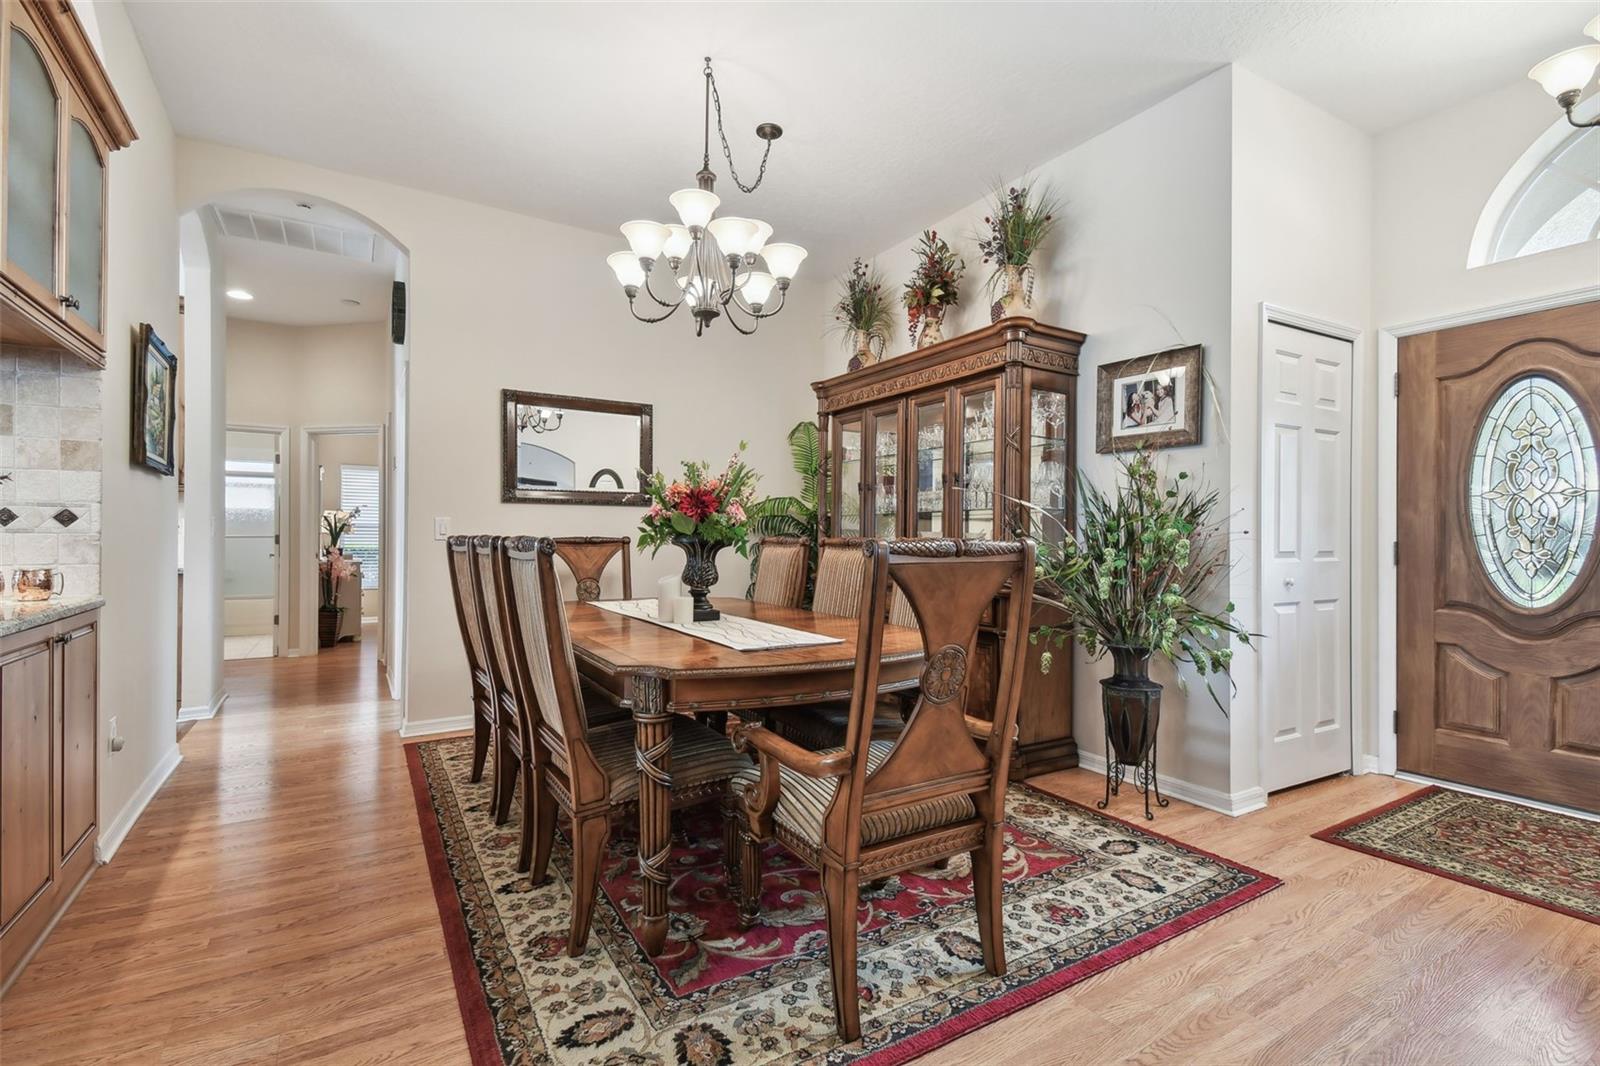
637,444,761,556
321,507,361,551
318,548,358,611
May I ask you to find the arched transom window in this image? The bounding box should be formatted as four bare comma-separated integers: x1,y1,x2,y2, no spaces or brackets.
1481,124,1600,265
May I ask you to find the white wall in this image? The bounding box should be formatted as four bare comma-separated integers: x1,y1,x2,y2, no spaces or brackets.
1227,67,1373,794
849,70,1238,796
225,318,388,652
91,1,182,856
179,139,826,734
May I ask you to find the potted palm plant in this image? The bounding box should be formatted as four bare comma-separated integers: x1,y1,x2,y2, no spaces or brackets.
831,258,895,371
1027,452,1254,815
746,421,821,603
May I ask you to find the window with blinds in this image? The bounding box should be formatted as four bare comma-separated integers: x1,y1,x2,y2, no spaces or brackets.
339,465,381,590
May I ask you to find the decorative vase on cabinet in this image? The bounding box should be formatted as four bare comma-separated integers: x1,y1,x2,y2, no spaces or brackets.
813,316,1084,780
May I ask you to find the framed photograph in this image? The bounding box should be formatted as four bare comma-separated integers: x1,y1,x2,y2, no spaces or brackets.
500,389,652,505
1095,345,1203,453
132,323,178,476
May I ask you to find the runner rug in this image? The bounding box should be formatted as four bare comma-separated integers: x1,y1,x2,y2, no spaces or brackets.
407,736,1279,1065
1313,786,1599,925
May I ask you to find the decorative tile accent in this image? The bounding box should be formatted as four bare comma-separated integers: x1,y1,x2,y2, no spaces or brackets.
2,347,102,580
53,508,79,527
0,508,16,527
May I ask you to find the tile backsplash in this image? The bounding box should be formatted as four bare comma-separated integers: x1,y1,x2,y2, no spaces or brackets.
0,347,102,596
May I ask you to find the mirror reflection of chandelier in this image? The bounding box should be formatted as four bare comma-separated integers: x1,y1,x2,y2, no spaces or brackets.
517,407,563,434
605,58,807,336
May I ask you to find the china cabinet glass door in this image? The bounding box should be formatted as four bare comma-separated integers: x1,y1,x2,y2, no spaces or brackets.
64,116,105,338
4,24,60,306
1028,386,1070,544
913,398,948,537
834,416,864,538
867,406,900,538
958,385,998,538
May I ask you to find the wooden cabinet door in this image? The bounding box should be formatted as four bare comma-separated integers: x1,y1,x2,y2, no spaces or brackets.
864,403,902,539
58,621,97,862
1,7,67,317
1398,302,1600,812
955,381,1000,538
1,635,54,931
832,415,865,538
1022,370,1073,546
910,393,952,538
61,99,106,348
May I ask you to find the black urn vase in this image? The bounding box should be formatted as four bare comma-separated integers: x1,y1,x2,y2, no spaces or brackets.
1098,644,1168,819
671,534,725,622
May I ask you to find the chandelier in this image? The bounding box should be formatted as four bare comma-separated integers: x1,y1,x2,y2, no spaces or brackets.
517,407,563,434
605,58,807,336
1529,15,1600,127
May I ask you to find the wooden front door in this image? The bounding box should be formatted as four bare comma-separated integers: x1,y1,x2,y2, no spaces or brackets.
1398,302,1600,812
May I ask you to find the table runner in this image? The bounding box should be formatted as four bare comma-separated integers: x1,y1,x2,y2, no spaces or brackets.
586,598,844,652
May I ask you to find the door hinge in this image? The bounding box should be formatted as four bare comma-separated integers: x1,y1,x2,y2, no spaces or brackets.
1393,372,1399,398
273,613,279,626
1393,709,1399,734
1392,540,1398,565
274,533,280,545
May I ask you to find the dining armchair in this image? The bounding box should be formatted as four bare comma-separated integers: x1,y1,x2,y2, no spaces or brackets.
750,535,809,608
774,536,912,750
445,536,498,794
727,537,1036,1042
551,535,632,602
496,536,752,956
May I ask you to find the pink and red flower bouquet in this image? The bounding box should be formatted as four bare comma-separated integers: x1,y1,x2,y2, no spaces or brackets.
637,444,761,555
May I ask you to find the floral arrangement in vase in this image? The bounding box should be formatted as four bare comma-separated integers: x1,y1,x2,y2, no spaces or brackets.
321,507,361,551
317,547,359,647
903,230,963,349
638,445,761,621
830,258,895,372
976,182,1059,321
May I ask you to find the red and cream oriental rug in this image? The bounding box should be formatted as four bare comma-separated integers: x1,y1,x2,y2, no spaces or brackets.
1314,786,1600,926
407,736,1280,1065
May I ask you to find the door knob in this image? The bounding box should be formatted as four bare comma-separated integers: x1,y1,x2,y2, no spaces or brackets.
59,294,81,311
1283,577,1296,588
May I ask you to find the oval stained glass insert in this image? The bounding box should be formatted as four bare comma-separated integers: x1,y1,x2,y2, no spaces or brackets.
1467,375,1598,609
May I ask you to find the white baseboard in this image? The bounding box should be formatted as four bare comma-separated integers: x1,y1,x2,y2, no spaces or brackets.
399,713,473,738
1356,754,1382,775
177,688,228,723
1075,751,1268,817
1395,772,1600,823
96,744,183,863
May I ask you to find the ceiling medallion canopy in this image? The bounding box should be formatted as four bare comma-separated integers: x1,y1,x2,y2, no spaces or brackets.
606,58,807,336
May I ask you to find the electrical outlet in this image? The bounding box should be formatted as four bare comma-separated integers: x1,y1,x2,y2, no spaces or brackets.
434,516,451,541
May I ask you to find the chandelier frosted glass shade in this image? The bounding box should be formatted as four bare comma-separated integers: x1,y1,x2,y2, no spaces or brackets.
620,220,671,261
1530,44,1600,98
606,251,646,288
740,271,777,307
669,188,721,230
662,224,694,262
1587,14,1600,41
758,242,808,281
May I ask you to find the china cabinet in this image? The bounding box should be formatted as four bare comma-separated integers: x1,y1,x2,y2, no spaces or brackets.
813,317,1083,778
0,0,136,367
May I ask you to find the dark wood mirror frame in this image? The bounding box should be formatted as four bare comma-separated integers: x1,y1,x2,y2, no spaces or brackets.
500,389,653,506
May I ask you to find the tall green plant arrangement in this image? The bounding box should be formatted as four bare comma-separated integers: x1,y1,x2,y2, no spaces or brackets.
1026,452,1254,712
745,421,822,602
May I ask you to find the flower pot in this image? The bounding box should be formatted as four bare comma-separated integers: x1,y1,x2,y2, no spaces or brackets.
671,534,726,622
916,307,946,348
1100,645,1161,765
993,263,1033,321
318,606,344,648
848,329,881,373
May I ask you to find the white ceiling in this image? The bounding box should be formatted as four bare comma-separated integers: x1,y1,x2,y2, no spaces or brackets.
210,191,395,326
130,1,1591,270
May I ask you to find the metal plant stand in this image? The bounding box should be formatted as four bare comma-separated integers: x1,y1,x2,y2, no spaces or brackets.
1098,647,1169,820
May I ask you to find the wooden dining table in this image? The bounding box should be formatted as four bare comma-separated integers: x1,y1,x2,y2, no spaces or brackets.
566,596,926,955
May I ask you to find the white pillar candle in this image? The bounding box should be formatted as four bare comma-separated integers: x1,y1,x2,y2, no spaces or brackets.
675,595,697,623
656,596,675,623
656,576,682,622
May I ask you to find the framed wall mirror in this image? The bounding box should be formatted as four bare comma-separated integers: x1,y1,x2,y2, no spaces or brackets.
500,389,652,505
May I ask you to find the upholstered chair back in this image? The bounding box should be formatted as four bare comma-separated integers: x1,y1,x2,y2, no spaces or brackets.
447,536,490,690
751,536,809,608
470,536,518,714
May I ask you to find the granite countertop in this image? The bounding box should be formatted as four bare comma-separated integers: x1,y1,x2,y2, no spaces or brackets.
0,596,105,638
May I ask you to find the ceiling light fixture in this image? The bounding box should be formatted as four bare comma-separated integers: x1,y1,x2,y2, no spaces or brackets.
226,288,254,301
605,57,806,337
516,407,563,434
1529,16,1600,127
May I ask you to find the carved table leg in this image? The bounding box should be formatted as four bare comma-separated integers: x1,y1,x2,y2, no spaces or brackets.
631,673,672,956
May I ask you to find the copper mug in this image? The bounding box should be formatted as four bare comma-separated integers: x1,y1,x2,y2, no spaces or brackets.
11,568,65,602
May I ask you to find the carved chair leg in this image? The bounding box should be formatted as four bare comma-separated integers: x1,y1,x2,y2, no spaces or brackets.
822,863,862,1042
567,813,610,957
737,822,764,930
970,830,1007,978
529,767,558,885
470,708,490,783
722,795,742,904
517,754,537,874
490,727,513,825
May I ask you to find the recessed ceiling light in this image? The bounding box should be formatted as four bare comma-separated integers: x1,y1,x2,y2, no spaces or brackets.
226,289,254,301
340,298,361,306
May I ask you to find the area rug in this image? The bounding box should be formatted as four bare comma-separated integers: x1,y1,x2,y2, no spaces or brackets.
1313,786,1600,925
407,736,1279,1065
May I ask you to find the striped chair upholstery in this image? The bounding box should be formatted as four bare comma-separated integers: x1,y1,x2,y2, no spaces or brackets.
730,740,974,860
810,537,869,616
588,719,752,805
751,536,808,608
446,536,497,792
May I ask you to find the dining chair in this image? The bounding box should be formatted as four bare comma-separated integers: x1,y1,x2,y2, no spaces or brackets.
469,536,528,825
774,536,911,750
551,535,632,602
727,537,1036,1042
445,536,497,792
496,535,753,956
750,535,809,608
551,536,634,718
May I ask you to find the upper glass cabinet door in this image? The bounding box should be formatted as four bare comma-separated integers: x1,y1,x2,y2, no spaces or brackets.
5,26,60,298
869,408,899,538
835,417,864,538
1029,388,1070,544
914,399,947,537
65,119,104,333
959,387,998,537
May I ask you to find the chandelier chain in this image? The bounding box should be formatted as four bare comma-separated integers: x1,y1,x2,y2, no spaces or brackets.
706,63,773,194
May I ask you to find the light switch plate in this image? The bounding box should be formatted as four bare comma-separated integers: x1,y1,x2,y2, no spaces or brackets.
434,517,451,541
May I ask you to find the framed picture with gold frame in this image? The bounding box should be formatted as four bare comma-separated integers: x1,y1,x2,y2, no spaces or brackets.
1095,345,1203,453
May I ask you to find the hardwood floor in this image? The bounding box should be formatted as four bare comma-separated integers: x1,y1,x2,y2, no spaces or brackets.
2,638,1596,1064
